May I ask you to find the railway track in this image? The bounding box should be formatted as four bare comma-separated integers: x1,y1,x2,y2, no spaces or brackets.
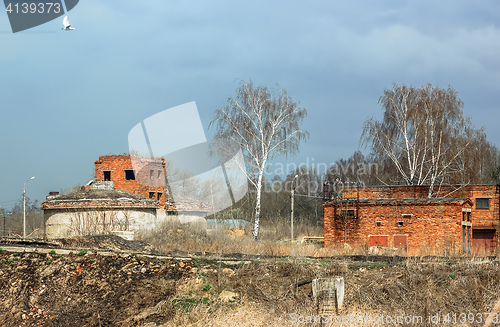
1,237,495,265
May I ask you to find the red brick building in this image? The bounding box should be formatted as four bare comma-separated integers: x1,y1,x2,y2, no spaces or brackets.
93,154,171,208
323,184,500,255
92,154,210,213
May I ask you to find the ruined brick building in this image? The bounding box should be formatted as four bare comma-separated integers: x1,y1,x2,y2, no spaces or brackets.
92,154,170,208
91,154,211,214
41,154,211,238
323,184,500,255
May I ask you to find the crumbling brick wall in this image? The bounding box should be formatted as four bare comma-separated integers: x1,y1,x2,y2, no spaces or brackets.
94,155,167,206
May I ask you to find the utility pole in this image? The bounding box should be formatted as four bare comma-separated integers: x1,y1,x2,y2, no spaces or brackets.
291,174,298,243
23,189,26,238
1,206,4,237
23,176,35,239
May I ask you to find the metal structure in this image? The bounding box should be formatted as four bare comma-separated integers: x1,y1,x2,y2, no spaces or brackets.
323,179,360,244
312,277,345,322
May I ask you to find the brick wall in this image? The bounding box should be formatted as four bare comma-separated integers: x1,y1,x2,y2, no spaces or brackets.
326,184,499,227
324,184,500,254
324,200,470,255
94,155,167,206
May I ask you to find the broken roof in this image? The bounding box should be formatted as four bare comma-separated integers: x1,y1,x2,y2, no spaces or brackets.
41,189,159,209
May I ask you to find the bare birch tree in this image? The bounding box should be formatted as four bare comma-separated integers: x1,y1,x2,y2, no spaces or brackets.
209,81,309,239
361,83,490,197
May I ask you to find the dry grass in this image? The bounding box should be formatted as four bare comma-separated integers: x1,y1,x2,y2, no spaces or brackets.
134,218,500,326
156,257,500,326
137,218,329,258
136,217,486,259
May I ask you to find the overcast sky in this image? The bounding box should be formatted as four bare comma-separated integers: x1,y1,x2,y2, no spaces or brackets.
1,1,499,210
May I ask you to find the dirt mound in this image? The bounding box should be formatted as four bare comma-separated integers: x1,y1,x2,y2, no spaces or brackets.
0,250,196,326
1,244,499,326
56,234,157,254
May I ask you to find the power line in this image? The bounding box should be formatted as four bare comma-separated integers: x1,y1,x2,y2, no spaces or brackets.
0,197,22,206
294,193,323,199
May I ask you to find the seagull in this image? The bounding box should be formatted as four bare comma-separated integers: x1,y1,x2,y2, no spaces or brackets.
62,16,75,30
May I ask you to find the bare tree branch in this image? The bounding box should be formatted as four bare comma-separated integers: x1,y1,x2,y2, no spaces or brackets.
361,83,490,197
209,80,309,239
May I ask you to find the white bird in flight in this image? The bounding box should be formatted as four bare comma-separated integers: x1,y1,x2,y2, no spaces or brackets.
62,16,75,30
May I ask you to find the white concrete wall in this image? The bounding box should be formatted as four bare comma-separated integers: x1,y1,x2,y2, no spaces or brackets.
155,208,207,229
44,207,157,239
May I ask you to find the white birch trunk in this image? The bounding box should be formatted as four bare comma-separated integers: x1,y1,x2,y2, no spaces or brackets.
252,168,264,240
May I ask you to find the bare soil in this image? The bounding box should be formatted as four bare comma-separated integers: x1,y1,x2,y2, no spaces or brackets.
1,235,500,326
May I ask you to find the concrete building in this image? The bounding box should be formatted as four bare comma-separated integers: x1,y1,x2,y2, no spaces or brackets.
41,154,213,239
41,186,158,239
323,184,500,255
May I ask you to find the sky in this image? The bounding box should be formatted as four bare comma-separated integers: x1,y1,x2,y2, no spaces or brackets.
1,0,499,210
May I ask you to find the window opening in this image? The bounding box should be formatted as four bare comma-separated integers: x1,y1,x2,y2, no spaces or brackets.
125,170,136,180
477,198,490,209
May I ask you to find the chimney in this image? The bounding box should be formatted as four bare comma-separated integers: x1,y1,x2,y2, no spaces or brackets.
46,192,60,200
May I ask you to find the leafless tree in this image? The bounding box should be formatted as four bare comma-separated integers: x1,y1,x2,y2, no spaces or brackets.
481,145,500,184
326,150,380,186
209,81,309,239
67,209,131,236
362,83,490,197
